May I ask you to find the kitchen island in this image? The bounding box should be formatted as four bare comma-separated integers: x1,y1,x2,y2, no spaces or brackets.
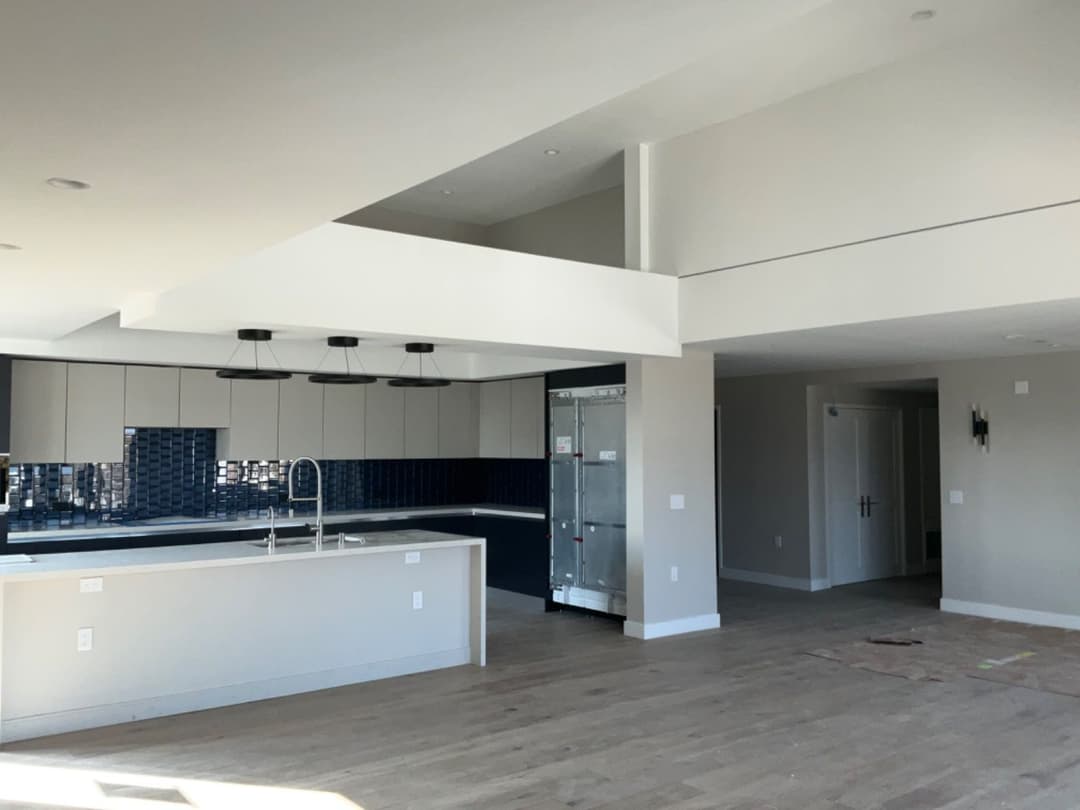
0,529,485,744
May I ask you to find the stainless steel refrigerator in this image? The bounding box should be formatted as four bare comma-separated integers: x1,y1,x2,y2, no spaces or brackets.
549,384,626,616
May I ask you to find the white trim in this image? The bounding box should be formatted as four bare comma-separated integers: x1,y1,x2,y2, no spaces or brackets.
940,598,1080,631
718,566,830,592
623,613,720,640
0,647,470,744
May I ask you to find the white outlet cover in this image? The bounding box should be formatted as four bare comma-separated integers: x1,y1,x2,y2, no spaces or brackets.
669,494,685,510
670,565,679,582
405,551,421,565
1014,380,1030,395
80,577,104,593
949,490,964,505
77,627,94,652
412,591,423,610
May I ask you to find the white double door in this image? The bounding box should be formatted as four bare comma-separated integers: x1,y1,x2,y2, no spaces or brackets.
826,406,902,586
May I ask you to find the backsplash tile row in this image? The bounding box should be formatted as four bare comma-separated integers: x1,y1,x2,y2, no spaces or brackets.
8,428,546,533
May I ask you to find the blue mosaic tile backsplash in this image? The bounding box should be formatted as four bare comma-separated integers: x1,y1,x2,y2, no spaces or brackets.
7,428,546,532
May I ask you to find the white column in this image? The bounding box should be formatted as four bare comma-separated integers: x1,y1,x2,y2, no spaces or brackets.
624,349,720,639
623,143,652,272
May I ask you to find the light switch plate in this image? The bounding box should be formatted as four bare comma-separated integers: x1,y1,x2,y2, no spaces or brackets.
669,494,685,510
80,577,103,593
949,490,964,505
412,591,423,610
405,551,421,565
77,627,94,652
1015,380,1030,395
670,565,679,583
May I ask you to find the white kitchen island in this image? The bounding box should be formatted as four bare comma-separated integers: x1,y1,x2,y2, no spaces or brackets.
0,530,485,744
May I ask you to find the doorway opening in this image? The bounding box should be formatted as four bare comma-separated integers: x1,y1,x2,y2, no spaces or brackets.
821,379,941,602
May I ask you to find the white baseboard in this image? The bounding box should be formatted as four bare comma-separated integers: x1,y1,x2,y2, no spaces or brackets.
623,613,721,640
940,598,1080,631
718,567,830,592
1,647,470,745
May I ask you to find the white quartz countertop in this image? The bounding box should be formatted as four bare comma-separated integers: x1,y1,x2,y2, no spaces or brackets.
8,504,543,542
0,529,483,582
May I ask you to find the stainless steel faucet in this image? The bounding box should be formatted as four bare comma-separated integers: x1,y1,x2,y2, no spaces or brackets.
266,505,277,553
287,456,323,550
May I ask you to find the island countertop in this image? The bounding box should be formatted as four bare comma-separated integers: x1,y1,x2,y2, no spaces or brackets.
0,529,482,582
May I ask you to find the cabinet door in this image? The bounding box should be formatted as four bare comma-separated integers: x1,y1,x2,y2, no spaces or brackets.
219,379,280,460
278,376,324,460
510,376,545,459
124,365,180,427
66,363,125,462
404,387,439,459
179,368,231,428
365,381,405,459
323,385,366,459
478,380,511,458
10,360,68,462
437,383,479,458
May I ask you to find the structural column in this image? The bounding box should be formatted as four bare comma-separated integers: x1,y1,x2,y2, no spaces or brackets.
0,355,10,548
623,143,652,272
624,349,720,639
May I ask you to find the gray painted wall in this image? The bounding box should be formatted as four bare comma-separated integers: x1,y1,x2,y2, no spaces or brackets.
627,350,717,627
716,350,1080,622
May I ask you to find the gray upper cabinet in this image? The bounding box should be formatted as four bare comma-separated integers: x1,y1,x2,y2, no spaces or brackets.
478,379,512,457
437,383,479,458
404,387,439,459
278,376,324,460
124,365,180,427
10,359,68,463
510,376,545,459
66,363,125,462
179,368,231,428
323,384,366,460
218,379,280,460
365,381,405,459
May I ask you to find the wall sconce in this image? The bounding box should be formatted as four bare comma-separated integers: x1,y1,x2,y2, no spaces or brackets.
971,405,990,452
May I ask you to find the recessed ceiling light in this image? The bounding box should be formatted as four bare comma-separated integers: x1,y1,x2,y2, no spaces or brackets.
910,9,936,21
0,242,22,251
46,176,92,190
440,188,453,196
1050,343,1065,349
544,148,560,156
1003,334,1025,341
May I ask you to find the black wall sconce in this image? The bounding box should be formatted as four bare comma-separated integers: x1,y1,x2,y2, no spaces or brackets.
971,405,990,452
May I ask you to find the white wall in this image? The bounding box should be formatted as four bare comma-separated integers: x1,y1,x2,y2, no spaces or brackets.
486,186,624,268
716,349,1080,630
124,222,678,359
625,350,718,638
653,2,1080,344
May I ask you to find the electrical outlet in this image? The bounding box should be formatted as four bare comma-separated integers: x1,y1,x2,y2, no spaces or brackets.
670,565,679,583
669,494,685,510
412,591,423,610
774,535,783,550
1015,380,1030,395
949,490,964,505
405,551,421,565
77,627,94,652
80,577,103,593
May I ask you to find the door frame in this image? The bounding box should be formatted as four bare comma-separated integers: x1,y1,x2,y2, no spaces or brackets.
823,403,906,587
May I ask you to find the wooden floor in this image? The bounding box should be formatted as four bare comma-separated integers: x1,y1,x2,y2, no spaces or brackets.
5,576,1080,809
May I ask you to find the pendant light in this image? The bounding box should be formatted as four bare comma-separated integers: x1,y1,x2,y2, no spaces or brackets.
388,342,451,388
309,336,377,384
216,329,293,380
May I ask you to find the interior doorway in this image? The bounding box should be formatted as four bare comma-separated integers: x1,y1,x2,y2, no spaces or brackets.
825,405,903,585
822,379,941,591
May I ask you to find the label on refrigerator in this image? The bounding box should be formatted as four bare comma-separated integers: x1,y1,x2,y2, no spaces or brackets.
598,450,617,461
555,436,573,454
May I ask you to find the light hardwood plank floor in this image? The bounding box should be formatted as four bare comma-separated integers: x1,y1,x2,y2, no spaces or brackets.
4,576,1080,809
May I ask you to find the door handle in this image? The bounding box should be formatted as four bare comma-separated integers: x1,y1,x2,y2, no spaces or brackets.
858,495,866,518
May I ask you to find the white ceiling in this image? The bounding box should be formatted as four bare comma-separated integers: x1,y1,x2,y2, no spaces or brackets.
707,298,1080,378
3,0,833,343
373,0,1041,225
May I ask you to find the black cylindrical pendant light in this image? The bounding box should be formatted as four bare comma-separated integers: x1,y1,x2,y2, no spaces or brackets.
309,336,377,384
216,329,292,380
388,342,450,387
